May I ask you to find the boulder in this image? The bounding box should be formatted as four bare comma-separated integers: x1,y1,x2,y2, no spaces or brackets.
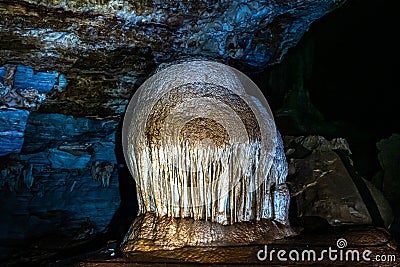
285,135,393,228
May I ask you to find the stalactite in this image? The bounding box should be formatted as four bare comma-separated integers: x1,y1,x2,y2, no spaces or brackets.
91,161,114,187
23,164,34,189
130,141,269,224
122,60,293,251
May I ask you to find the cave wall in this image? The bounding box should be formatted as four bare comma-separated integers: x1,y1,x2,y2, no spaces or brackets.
0,111,121,240
0,0,347,243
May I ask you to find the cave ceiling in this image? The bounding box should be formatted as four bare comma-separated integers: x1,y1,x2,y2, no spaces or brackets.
0,0,345,118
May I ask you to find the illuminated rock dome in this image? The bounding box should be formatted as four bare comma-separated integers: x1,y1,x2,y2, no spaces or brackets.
121,60,293,250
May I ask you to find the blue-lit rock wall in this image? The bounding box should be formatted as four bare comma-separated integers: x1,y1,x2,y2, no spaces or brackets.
0,113,120,240
0,65,120,241
0,65,68,157
0,109,29,156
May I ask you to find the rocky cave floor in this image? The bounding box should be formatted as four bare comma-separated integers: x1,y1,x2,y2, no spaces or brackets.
1,224,399,266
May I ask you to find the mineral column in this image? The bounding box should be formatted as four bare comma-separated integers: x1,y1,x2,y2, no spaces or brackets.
121,60,294,251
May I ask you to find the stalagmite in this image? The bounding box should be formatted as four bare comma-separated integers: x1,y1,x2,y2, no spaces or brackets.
121,60,294,251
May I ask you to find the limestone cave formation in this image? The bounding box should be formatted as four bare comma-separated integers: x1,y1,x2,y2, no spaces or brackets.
0,0,399,266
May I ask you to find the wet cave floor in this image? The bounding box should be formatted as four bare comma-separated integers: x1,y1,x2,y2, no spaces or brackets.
1,225,398,266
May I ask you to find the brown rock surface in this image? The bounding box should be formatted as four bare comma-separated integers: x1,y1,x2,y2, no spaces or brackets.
45,226,398,266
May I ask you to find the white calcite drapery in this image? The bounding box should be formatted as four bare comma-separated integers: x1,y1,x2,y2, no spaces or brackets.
122,60,292,250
